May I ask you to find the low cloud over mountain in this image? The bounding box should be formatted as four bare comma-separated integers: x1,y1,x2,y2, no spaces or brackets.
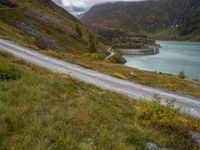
52,0,142,16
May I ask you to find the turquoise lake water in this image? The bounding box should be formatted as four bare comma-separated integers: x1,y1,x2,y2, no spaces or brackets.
124,41,200,80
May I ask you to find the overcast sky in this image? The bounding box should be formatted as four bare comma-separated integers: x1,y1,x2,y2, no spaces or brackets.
52,0,143,15
56,0,141,8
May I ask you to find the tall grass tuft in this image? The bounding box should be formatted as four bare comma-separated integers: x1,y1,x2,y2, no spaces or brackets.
0,61,21,80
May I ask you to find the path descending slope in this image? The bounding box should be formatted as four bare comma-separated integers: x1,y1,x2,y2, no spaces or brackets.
0,39,200,118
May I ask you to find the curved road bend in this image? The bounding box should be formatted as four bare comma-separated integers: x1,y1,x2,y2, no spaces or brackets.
0,39,200,118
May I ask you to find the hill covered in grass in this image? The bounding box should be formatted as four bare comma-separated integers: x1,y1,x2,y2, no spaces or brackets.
0,0,112,59
0,50,200,149
82,0,200,41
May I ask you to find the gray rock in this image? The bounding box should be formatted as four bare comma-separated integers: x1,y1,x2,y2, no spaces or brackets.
128,72,136,77
0,0,18,7
146,142,159,150
15,21,66,51
190,131,200,146
146,143,171,150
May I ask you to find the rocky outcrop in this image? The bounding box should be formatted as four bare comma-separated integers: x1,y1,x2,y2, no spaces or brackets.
0,0,18,7
16,21,66,51
107,52,127,64
146,143,170,150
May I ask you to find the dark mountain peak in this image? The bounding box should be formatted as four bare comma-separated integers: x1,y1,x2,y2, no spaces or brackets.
82,0,200,41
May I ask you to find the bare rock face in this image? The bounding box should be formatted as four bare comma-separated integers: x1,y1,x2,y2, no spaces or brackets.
16,21,66,51
146,143,171,150
0,0,18,7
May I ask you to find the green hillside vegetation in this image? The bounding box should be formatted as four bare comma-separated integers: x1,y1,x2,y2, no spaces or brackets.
0,0,108,57
0,51,200,149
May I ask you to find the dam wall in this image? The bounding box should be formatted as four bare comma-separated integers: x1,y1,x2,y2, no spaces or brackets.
119,46,159,55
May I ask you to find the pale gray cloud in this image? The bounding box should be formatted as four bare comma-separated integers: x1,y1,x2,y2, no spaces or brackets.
52,0,144,16
55,0,140,8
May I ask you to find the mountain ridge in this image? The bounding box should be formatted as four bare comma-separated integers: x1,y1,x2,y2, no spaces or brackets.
82,0,200,41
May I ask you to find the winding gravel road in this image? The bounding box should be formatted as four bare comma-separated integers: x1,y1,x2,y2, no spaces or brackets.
0,39,200,118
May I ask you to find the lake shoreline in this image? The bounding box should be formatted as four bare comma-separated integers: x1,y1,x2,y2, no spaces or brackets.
124,40,200,80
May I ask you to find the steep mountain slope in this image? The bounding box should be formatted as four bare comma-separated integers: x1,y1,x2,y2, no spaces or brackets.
0,0,108,57
82,0,200,41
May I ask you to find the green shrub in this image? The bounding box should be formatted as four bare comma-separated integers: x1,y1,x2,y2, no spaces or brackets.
75,24,82,38
95,37,99,45
88,32,94,41
0,62,21,80
107,53,127,64
127,129,147,150
136,100,180,126
179,71,186,79
87,32,100,53
87,40,96,53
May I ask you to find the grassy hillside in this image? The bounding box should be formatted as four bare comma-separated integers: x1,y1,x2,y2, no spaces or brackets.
82,0,200,41
0,51,200,149
0,0,108,56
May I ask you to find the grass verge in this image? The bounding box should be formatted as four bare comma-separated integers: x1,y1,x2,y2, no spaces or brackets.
0,51,200,149
44,50,200,98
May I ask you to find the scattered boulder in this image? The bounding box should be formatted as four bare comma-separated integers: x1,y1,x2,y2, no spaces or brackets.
146,143,159,150
190,131,200,146
146,143,171,150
